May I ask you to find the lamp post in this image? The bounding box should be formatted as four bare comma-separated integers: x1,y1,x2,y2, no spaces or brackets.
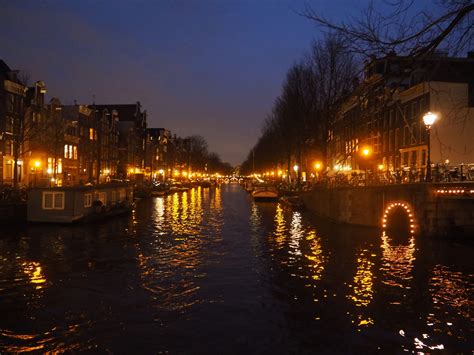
360,146,372,185
33,160,41,187
314,161,322,183
423,112,438,182
293,164,299,185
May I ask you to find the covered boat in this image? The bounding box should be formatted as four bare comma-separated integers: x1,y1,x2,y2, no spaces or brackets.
27,184,134,223
252,185,279,201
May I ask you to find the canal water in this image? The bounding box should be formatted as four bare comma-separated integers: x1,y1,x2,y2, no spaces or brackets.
0,184,472,353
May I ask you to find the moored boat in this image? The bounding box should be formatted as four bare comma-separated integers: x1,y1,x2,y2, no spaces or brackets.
280,195,304,209
27,184,134,223
252,185,279,201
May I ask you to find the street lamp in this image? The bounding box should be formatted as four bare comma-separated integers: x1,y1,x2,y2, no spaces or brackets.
293,164,299,185
423,112,438,182
360,146,372,185
314,161,322,183
33,160,41,187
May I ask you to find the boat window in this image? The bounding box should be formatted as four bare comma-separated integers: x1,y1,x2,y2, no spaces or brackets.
84,193,92,207
98,192,107,205
42,192,65,210
111,191,116,204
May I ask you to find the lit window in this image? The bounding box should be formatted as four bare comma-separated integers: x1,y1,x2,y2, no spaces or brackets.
89,128,94,140
73,146,77,160
64,145,68,158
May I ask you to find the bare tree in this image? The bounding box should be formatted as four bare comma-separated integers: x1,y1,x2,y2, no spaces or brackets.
303,0,473,58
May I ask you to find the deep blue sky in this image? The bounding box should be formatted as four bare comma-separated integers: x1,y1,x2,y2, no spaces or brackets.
1,0,364,165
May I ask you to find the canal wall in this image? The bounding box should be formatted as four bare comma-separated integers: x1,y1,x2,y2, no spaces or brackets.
302,183,474,236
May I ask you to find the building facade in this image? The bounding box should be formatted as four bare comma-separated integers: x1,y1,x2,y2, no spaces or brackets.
95,103,147,180
327,53,474,179
0,60,26,186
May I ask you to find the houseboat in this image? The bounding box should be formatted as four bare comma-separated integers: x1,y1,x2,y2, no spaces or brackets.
27,184,134,223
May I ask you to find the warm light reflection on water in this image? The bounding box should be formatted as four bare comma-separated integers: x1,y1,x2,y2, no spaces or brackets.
305,231,325,282
347,248,375,328
0,185,471,353
428,265,472,330
21,261,46,289
380,231,415,290
273,204,286,248
288,212,303,260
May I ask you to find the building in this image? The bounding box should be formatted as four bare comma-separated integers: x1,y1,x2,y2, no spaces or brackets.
0,60,26,186
145,128,171,181
62,104,98,184
328,52,474,178
95,103,147,180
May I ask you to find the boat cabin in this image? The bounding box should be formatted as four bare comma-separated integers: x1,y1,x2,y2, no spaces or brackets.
27,184,133,223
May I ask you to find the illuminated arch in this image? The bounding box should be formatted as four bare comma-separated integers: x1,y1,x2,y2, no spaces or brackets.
382,201,416,235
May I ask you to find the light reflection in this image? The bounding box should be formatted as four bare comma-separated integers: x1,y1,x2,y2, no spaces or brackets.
212,185,222,210
347,248,375,328
21,261,46,289
289,212,303,258
380,231,415,289
305,231,326,282
428,264,471,327
273,204,286,248
138,186,221,313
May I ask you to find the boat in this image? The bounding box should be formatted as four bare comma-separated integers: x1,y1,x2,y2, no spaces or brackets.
252,185,279,201
151,182,168,196
27,183,134,223
280,195,304,209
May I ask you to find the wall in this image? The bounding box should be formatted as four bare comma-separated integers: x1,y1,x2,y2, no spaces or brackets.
302,183,474,236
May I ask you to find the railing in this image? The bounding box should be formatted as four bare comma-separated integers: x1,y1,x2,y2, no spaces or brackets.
313,164,474,188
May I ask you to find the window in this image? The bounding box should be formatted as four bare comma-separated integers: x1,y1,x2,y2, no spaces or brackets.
64,145,68,159
6,94,14,113
4,140,12,156
73,146,77,160
119,189,126,201
5,160,13,179
411,123,417,144
89,128,95,140
389,130,394,151
111,191,116,204
48,158,62,174
98,192,107,205
5,116,13,133
42,191,64,210
411,151,417,167
84,193,92,207
402,152,409,166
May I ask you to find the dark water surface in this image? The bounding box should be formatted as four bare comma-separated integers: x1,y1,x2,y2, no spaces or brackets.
0,184,472,353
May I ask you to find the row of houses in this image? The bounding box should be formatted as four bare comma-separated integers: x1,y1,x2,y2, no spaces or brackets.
326,52,474,177
0,59,188,187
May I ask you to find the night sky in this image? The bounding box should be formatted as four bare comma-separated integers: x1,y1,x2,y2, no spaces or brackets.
1,0,364,165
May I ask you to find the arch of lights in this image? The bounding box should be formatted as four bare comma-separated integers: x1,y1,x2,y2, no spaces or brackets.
382,201,416,234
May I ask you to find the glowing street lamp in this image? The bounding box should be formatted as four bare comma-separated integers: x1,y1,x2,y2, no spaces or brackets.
293,164,299,172
423,112,438,182
33,160,41,186
360,146,372,185
314,161,322,171
361,147,371,157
